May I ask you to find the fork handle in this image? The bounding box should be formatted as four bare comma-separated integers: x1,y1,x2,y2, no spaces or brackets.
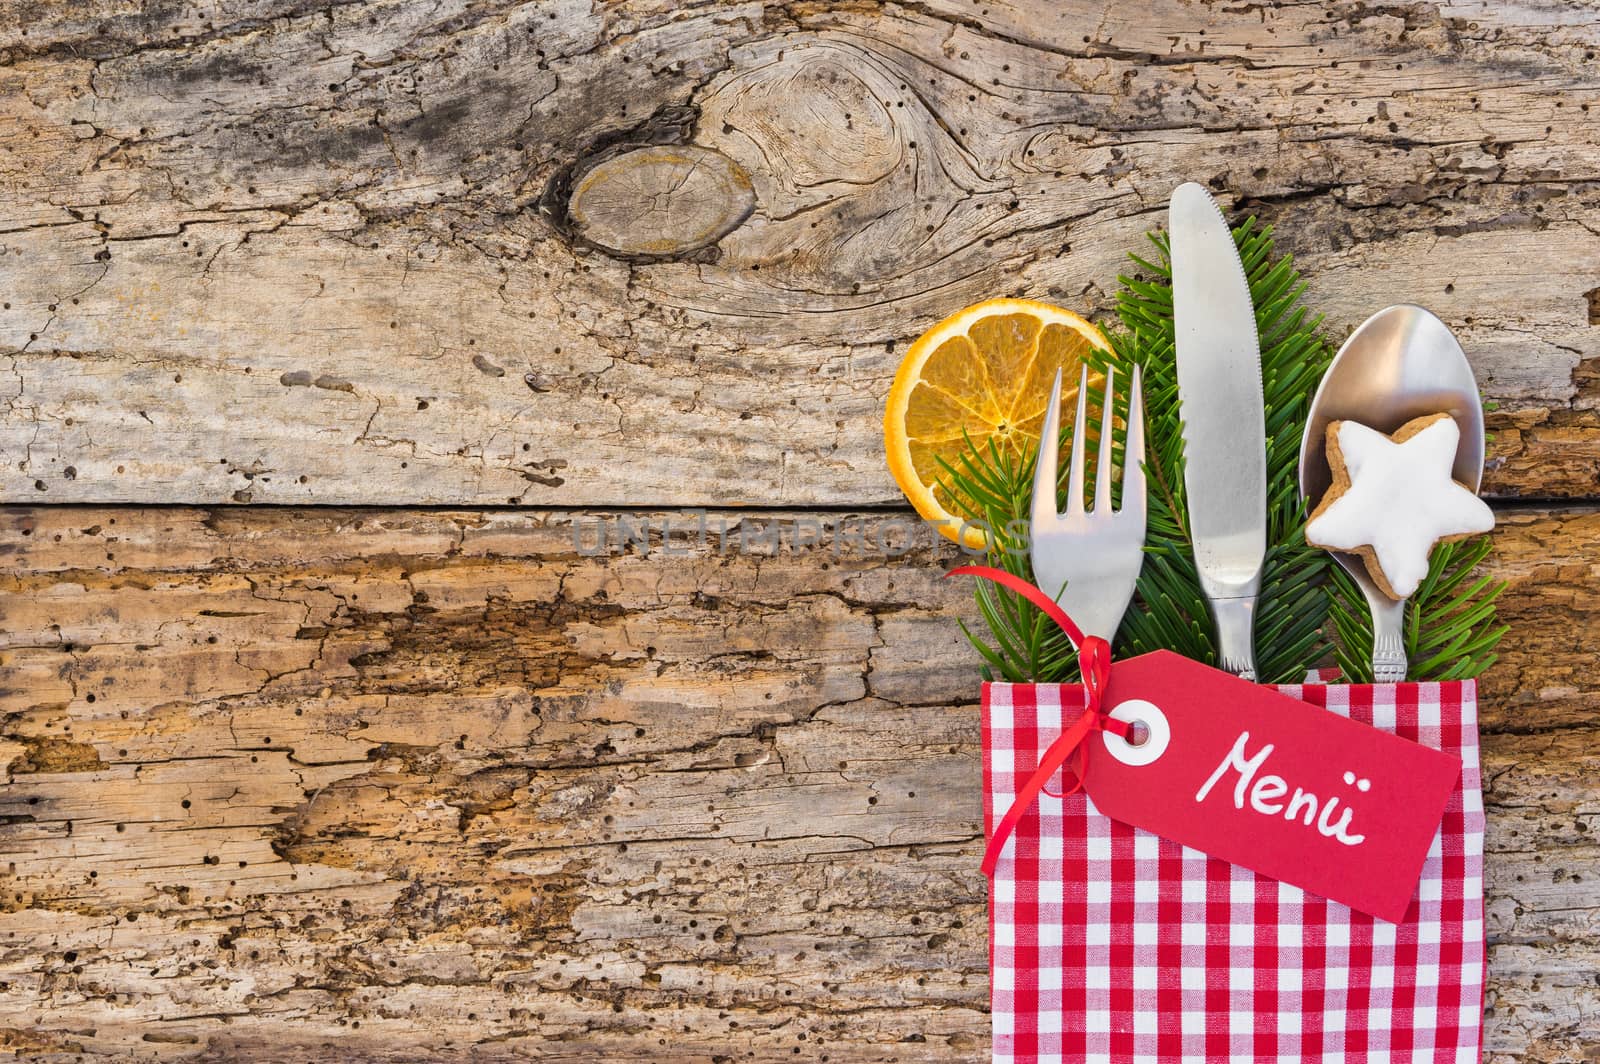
1210,595,1258,682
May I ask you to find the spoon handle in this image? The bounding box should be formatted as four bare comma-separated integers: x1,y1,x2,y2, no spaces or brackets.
1369,594,1408,683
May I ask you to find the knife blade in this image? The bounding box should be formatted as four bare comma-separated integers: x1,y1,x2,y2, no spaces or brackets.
1169,182,1267,680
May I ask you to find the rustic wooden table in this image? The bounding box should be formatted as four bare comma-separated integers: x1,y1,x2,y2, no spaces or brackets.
1,1,1596,1060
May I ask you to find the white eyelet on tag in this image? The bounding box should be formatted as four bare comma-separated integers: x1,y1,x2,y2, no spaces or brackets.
1101,698,1169,767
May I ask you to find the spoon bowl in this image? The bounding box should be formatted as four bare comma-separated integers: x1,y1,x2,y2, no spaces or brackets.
1298,304,1486,681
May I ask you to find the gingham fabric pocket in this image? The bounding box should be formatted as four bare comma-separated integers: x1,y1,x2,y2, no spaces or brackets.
983,680,1485,1063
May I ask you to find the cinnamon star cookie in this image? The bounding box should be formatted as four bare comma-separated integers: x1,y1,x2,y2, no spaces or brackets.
1306,413,1495,600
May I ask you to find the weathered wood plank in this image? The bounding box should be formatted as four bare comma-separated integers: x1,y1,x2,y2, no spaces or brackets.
0,0,1596,505
0,505,1592,1060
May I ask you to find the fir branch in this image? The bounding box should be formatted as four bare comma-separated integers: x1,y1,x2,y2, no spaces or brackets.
1331,537,1508,682
937,436,1076,682
937,213,1507,685
1091,218,1336,684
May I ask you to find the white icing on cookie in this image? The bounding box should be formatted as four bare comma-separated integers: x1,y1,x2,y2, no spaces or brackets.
1306,416,1495,599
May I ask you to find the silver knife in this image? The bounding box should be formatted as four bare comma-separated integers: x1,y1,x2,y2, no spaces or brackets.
1170,182,1266,681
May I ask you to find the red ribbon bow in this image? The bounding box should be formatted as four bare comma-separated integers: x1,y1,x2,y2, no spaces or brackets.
946,565,1132,876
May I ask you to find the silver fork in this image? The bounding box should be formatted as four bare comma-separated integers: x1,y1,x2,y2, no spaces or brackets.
1030,364,1147,641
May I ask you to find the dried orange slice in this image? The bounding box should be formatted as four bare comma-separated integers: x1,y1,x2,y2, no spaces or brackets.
884,297,1109,549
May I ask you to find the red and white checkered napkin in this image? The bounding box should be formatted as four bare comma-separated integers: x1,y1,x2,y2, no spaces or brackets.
983,680,1485,1063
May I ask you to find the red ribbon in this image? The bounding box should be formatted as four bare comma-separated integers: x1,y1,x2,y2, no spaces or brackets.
945,565,1131,876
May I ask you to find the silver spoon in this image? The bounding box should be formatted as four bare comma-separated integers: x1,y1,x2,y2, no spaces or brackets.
1298,305,1486,682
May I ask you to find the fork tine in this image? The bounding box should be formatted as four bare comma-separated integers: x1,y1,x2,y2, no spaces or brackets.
1092,363,1116,514
1031,367,1064,527
1121,363,1147,521
1066,365,1088,515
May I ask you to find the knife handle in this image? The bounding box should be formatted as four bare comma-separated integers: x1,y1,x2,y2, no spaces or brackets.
1210,595,1258,682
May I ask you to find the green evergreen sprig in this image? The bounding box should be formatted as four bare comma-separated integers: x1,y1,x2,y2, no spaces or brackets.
1329,537,1509,682
938,216,1506,683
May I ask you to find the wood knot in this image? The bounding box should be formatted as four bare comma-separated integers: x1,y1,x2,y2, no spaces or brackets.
564,145,755,260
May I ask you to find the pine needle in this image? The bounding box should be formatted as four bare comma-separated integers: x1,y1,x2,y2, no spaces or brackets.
936,214,1506,684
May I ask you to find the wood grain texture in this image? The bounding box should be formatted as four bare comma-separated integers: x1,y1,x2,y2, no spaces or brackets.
2,0,1597,1058
0,505,1591,1061
0,0,1596,505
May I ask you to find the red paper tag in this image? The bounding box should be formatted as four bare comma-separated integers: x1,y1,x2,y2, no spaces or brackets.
1081,651,1461,922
